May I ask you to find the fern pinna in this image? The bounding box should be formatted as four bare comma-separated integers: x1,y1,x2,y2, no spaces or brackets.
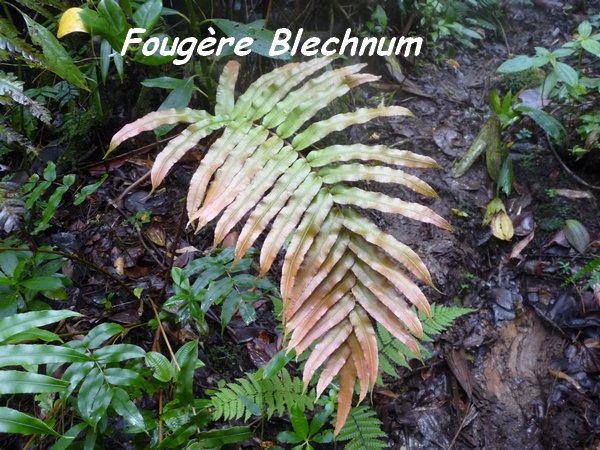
108,57,452,432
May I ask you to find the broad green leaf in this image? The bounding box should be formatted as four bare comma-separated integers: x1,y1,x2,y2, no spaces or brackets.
141,76,187,90
50,422,87,450
83,322,123,349
133,0,162,30
553,61,578,86
0,345,92,367
582,38,600,56
21,276,64,291
104,368,144,387
111,387,146,430
0,371,68,394
196,426,253,447
578,21,592,38
497,55,534,73
518,106,565,140
145,351,173,382
564,219,590,254
77,367,113,426
212,19,289,60
93,343,145,363
23,15,88,91
175,339,200,404
0,310,79,343
0,407,59,436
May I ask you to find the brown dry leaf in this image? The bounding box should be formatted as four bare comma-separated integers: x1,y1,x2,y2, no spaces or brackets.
146,224,166,246
509,231,535,260
114,256,125,276
555,189,595,200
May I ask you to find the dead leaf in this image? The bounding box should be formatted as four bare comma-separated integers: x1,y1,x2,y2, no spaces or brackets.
509,231,535,260
114,257,125,276
555,189,595,200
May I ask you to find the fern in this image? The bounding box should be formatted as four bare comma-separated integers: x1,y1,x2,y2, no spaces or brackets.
419,304,475,340
564,257,600,286
0,19,42,65
0,181,26,233
110,58,452,432
336,406,388,450
378,304,474,377
0,71,51,125
0,122,37,154
209,368,314,422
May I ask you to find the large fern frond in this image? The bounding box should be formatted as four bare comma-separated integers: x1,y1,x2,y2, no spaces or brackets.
209,368,313,422
109,57,452,433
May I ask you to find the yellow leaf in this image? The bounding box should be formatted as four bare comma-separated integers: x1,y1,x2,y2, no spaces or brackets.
57,8,88,39
491,211,514,241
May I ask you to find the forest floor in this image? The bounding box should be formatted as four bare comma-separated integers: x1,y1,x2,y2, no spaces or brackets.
7,2,600,449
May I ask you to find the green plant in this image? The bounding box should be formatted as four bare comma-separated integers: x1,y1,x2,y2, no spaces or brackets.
0,310,83,437
335,405,388,450
402,0,500,53
277,404,334,450
109,57,452,432
377,304,474,377
0,247,71,315
209,368,315,422
21,161,107,234
164,247,279,334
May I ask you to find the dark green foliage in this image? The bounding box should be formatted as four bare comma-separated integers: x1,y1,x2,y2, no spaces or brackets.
336,406,388,450
377,304,475,377
209,368,314,421
165,247,280,331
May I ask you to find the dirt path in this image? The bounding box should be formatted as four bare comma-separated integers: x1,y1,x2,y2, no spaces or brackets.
362,3,600,449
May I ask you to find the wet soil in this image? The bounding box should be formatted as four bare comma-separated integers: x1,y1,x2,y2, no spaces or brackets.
357,3,600,449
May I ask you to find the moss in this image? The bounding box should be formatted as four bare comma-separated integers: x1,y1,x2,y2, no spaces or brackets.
498,68,546,93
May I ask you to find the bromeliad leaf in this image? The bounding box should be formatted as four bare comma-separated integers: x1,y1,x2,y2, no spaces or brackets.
109,57,451,433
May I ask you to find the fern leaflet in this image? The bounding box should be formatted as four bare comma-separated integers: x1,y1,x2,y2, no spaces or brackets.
209,368,314,422
336,405,388,450
378,304,474,377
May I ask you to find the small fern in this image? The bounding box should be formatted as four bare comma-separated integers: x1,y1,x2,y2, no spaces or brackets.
419,304,475,341
377,304,474,377
209,368,314,422
336,405,388,450
0,19,42,65
0,181,26,233
0,71,51,125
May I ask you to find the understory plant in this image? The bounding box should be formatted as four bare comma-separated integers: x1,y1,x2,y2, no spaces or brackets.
109,56,452,431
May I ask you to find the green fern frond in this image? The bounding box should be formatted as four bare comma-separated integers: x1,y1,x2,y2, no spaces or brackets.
0,71,51,125
0,20,43,65
209,368,314,422
564,257,600,286
376,322,424,377
377,304,474,377
0,181,26,233
0,122,37,154
419,304,475,340
336,405,388,450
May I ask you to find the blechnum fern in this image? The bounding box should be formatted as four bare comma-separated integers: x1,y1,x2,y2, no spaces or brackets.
378,304,475,378
209,368,314,422
110,57,453,432
336,405,388,450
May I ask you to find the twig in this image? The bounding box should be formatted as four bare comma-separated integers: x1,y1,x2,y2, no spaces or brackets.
546,135,600,191
114,170,151,205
